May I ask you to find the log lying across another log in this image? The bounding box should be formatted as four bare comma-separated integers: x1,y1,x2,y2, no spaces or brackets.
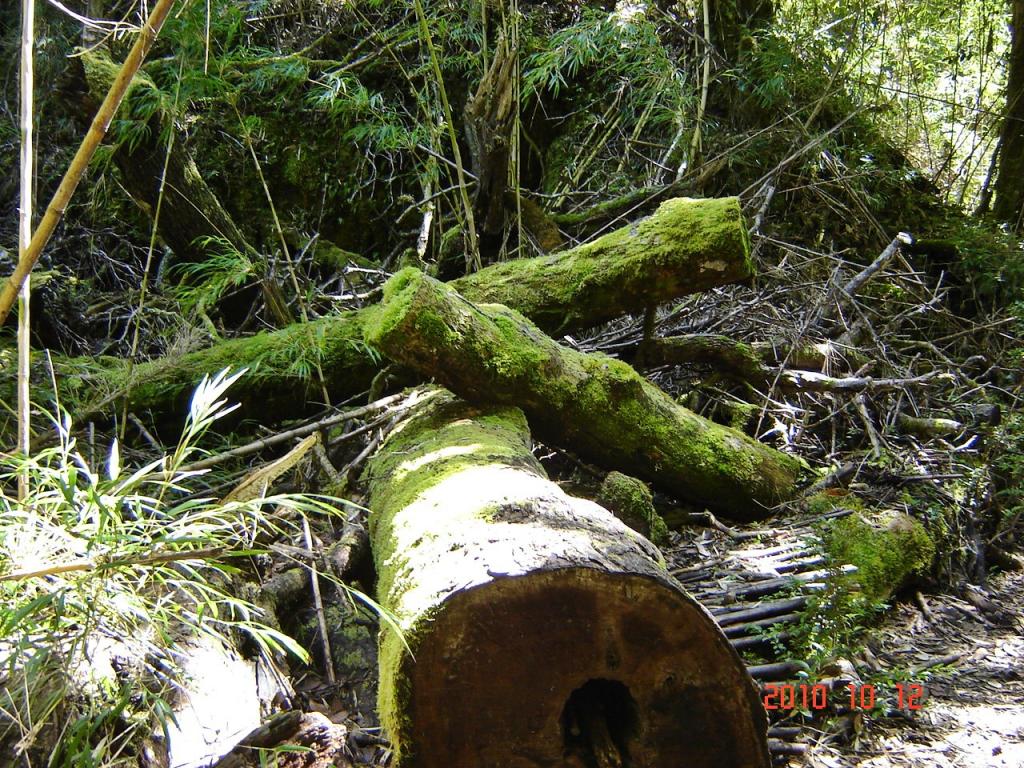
363,388,770,768
365,269,803,516
65,197,751,424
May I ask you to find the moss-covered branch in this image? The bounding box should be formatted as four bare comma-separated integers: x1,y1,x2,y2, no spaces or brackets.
363,387,770,767
454,196,753,336
67,197,753,422
364,269,804,517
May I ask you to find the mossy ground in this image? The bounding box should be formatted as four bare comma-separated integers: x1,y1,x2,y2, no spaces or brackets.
824,510,936,602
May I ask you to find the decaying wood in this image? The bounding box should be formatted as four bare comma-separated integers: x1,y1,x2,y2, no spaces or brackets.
640,334,949,394
365,269,804,516
362,387,770,767
464,34,517,235
642,335,867,376
74,48,252,265
897,413,964,439
209,712,350,768
69,197,753,423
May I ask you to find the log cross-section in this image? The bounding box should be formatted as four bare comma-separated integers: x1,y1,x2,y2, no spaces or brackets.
363,388,770,767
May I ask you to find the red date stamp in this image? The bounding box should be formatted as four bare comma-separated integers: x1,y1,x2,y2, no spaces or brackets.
763,682,925,711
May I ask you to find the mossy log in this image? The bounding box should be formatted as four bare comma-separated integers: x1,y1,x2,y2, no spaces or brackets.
364,269,804,517
363,388,770,768
70,197,752,422
823,511,936,601
640,335,868,384
453,196,753,336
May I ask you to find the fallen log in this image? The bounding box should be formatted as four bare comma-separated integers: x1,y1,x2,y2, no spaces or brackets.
896,413,964,439
640,335,868,381
363,388,770,768
364,269,804,516
67,197,753,422
453,196,753,336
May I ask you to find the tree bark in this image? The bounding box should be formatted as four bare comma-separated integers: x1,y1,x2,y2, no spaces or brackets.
363,388,771,768
994,0,1024,230
74,48,251,263
69,197,753,422
464,34,517,237
364,269,804,516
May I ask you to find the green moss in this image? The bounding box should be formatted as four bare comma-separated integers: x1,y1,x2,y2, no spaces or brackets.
309,240,363,271
824,511,935,601
451,197,754,336
599,471,668,544
722,400,758,432
81,48,151,103
74,311,375,421
805,490,868,517
364,390,538,592
368,269,803,514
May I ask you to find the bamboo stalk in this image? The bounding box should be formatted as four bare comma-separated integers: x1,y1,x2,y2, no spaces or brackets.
17,0,35,500
412,0,481,272
0,0,178,326
683,0,711,177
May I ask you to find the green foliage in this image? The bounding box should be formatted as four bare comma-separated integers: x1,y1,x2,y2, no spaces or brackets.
788,573,886,669
170,237,259,317
772,0,1010,210
937,224,1024,307
0,371,372,766
991,407,1024,534
523,9,676,102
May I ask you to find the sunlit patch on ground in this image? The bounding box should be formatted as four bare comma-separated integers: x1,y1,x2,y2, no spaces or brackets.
806,571,1024,768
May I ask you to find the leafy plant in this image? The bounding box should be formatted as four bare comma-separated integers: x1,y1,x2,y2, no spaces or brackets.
170,237,259,317
0,370,383,766
786,545,889,672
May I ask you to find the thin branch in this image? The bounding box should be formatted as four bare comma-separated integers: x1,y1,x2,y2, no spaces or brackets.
179,392,409,472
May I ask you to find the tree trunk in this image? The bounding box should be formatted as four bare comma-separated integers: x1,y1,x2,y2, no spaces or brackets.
69,197,752,422
464,34,517,238
75,48,251,263
364,388,771,768
994,0,1024,230
364,269,804,516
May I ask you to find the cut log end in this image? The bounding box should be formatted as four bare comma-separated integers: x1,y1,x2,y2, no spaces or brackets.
367,390,770,767
387,568,770,768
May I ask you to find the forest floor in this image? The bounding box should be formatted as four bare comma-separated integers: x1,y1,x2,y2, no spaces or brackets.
803,569,1024,768
312,517,1024,768
659,514,1024,768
